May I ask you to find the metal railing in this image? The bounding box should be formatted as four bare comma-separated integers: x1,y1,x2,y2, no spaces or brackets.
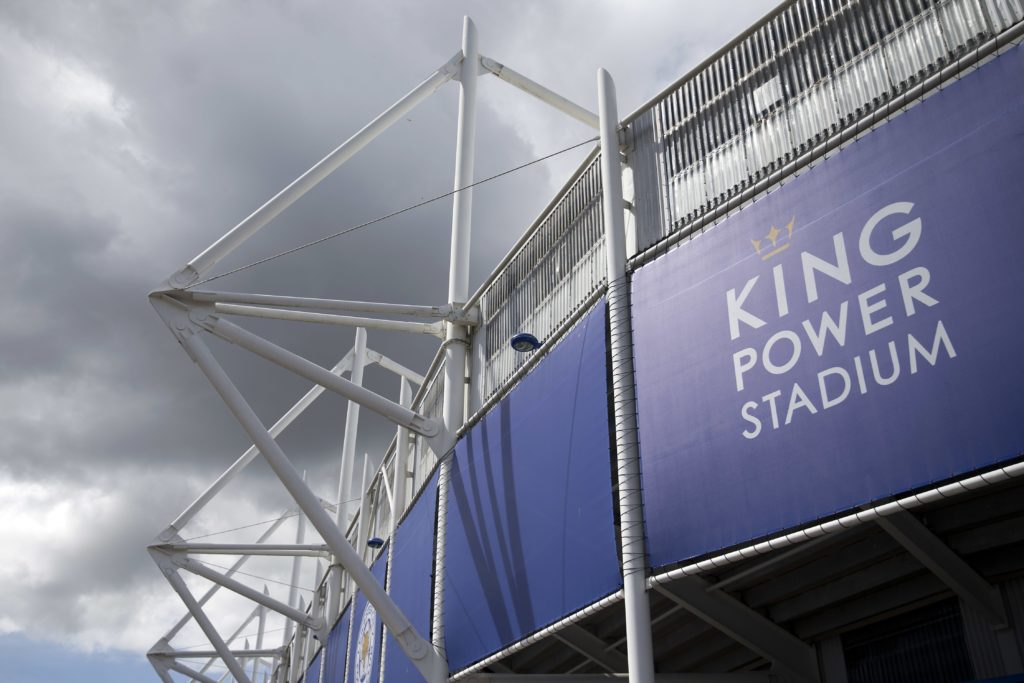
271,3,1024,680
635,0,1024,252
469,153,607,403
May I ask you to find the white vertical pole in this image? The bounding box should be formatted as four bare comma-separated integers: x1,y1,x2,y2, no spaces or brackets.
304,584,320,673
357,454,371,561
330,327,367,621
433,18,479,683
254,589,268,683
313,559,325,613
291,597,307,683
306,561,325,676
284,477,307,645
393,379,412,530
597,67,656,683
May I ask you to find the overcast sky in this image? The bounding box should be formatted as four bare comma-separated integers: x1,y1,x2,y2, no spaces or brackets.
0,2,779,681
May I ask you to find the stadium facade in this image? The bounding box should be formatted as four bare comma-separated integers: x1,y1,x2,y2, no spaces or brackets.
147,2,1024,682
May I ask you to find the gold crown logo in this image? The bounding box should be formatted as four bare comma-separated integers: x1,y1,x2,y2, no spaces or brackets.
752,216,795,260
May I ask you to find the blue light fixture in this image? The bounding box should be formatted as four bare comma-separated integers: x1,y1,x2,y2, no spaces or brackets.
510,332,541,352
367,536,385,549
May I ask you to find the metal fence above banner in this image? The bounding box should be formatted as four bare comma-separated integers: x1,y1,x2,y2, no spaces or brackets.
633,0,1024,253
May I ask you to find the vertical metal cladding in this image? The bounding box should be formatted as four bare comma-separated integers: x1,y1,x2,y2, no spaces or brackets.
383,473,439,683
443,301,622,670
631,43,1024,569
637,0,1022,253
475,158,607,402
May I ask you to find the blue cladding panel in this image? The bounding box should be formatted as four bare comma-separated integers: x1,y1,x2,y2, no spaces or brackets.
444,301,621,670
632,44,1024,569
348,557,387,683
305,651,322,683
322,606,350,683
383,473,438,683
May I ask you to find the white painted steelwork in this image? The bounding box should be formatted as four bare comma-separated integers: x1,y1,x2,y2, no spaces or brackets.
598,68,656,683
147,15,611,683
147,7,1024,682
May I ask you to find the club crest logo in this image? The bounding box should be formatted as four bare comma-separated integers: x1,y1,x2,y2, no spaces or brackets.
751,216,795,260
353,602,377,683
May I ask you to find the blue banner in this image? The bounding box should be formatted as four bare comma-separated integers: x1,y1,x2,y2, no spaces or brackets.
304,650,322,683
631,44,1024,568
322,606,350,683
348,557,387,683
383,473,438,683
444,301,622,670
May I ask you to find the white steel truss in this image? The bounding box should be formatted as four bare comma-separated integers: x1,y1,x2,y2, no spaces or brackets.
145,16,651,683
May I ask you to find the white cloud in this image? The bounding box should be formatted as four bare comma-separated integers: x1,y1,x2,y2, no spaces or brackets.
0,0,778,669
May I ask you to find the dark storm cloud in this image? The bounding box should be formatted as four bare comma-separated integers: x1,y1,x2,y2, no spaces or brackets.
0,0,778,655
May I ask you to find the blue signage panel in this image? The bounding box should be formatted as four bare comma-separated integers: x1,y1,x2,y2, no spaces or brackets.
322,606,350,683
632,44,1024,569
304,650,322,683
383,473,438,683
444,301,622,670
348,557,387,683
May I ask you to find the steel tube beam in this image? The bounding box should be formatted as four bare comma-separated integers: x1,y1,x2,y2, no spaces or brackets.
393,379,412,527
446,16,478,307
166,351,352,537
339,327,368,527
303,584,321,675
192,290,468,321
157,560,252,683
876,512,1009,627
253,603,267,683
367,349,426,386
170,58,459,287
380,458,395,512
179,332,443,679
554,625,627,673
290,605,308,683
214,303,445,338
284,507,306,645
168,543,328,557
201,314,444,441
199,606,261,678
480,56,599,129
653,578,819,683
598,67,655,683
356,454,372,559
173,649,281,659
161,513,292,641
175,555,322,630
166,659,223,683
434,20,479,683
148,658,176,683
330,327,367,621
